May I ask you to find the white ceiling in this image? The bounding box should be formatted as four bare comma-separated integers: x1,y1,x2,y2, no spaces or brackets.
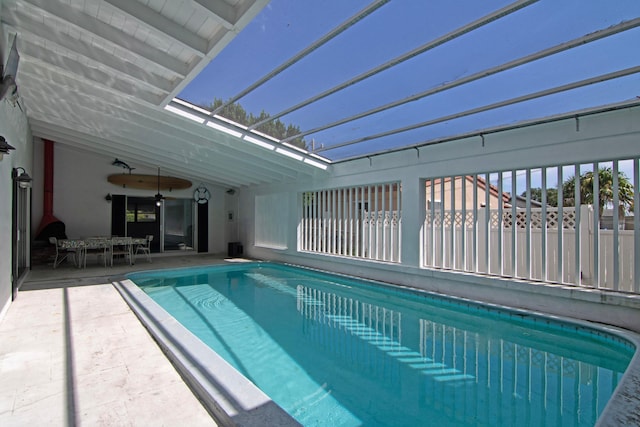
1,0,330,188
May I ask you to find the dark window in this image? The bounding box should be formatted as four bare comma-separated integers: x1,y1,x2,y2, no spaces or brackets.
127,200,156,223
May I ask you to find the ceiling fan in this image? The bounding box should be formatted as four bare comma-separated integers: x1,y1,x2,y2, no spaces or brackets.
155,167,164,207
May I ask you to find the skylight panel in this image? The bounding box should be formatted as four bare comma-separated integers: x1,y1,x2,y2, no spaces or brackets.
302,27,640,151
181,0,372,107
321,75,640,161
179,0,640,161
237,0,524,117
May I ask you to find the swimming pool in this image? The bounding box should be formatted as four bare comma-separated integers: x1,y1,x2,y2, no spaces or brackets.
123,262,635,426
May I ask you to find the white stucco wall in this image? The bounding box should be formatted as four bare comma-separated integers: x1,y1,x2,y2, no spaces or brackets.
30,139,230,254
0,20,33,319
239,105,640,333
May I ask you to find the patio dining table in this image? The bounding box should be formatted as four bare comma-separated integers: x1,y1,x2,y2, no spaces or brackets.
58,237,147,268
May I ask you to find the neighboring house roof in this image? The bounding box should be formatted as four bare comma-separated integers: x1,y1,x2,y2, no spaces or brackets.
427,176,549,208
510,193,544,208
426,175,511,205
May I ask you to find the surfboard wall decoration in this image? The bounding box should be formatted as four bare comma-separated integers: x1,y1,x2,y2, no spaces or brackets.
107,174,192,190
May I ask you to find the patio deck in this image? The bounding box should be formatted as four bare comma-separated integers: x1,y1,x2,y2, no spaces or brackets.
0,253,235,426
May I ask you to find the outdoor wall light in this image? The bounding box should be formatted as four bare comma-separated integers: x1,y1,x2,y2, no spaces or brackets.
0,135,16,160
105,193,112,203
12,167,32,189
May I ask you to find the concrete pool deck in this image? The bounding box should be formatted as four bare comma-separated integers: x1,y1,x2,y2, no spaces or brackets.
0,253,231,426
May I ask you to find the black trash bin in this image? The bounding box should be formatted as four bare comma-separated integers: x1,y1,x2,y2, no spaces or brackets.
228,242,243,257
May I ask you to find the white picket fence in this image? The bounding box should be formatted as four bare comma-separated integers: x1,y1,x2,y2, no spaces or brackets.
424,206,637,293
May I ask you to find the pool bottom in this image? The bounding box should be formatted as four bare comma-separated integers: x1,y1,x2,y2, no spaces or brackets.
113,264,640,427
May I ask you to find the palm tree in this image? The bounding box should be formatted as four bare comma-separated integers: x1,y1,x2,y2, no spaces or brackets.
562,167,634,216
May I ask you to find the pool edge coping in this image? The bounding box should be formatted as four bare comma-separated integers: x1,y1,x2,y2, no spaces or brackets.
594,330,640,427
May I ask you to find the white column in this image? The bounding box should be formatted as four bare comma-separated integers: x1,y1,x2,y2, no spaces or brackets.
400,177,423,268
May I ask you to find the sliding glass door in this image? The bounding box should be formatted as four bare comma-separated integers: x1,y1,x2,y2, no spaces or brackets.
163,199,194,251
112,196,195,253
12,177,31,299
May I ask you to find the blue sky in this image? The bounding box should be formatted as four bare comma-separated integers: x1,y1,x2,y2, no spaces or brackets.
179,0,640,161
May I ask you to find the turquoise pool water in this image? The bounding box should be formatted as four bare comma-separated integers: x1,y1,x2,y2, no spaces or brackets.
128,263,634,426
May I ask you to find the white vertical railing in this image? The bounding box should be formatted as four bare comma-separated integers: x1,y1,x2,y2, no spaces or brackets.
574,165,581,286
613,161,620,290
396,182,402,262
557,167,564,283
367,186,372,259
473,175,478,272
635,159,640,293
484,173,490,275
497,173,504,276
541,167,548,282
461,177,467,271
423,157,638,293
429,181,436,267
510,170,517,278
450,177,456,268
439,179,445,268
321,190,326,253
301,182,401,263
593,165,600,287
381,184,386,261
526,169,532,280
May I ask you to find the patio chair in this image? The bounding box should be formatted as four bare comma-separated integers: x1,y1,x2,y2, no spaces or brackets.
49,236,79,268
135,235,153,263
110,236,133,266
82,238,110,268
